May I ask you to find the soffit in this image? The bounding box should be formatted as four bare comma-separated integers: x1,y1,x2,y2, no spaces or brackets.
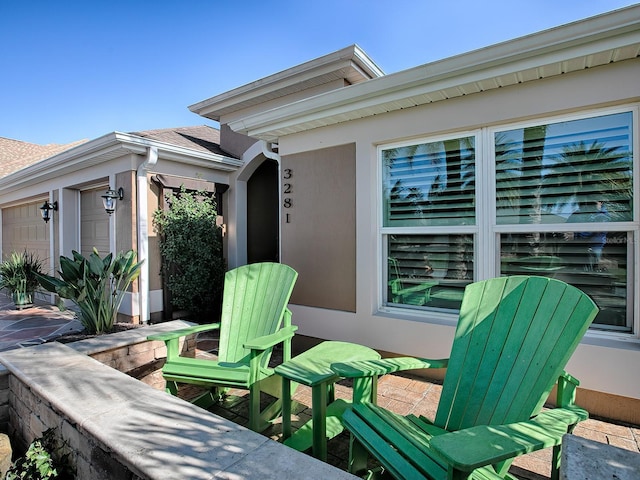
189,45,384,121
224,5,640,142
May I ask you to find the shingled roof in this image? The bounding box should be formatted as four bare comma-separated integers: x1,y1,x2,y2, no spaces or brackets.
0,137,87,178
0,125,234,180
129,125,231,157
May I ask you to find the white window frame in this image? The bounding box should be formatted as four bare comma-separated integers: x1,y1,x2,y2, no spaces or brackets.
378,130,481,324
378,104,640,339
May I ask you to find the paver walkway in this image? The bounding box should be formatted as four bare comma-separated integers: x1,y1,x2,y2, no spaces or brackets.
0,294,82,352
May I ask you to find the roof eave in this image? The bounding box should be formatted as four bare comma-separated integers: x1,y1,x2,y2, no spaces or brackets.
0,132,242,193
227,5,640,142
188,44,385,121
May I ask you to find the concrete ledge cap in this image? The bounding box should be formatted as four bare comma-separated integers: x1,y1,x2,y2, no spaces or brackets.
69,320,196,355
0,341,357,479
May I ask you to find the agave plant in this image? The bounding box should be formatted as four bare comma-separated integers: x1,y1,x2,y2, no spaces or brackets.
36,249,143,334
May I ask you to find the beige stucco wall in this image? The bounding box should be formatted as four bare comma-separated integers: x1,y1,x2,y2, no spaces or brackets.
281,144,356,312
277,58,640,406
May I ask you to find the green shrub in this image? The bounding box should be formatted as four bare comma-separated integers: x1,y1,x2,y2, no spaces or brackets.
153,186,224,319
6,429,72,479
36,249,142,334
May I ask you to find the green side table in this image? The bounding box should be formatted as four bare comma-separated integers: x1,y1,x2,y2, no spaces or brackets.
275,340,381,461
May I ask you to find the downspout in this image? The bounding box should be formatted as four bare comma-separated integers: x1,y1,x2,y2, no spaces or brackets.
136,146,158,324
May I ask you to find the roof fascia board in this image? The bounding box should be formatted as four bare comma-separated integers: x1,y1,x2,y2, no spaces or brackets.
155,147,243,170
193,60,361,120
0,131,241,193
235,29,640,140
189,45,384,119
0,133,132,188
227,5,640,139
113,132,242,168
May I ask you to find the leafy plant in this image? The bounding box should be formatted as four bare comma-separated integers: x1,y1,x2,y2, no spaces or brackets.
0,250,44,295
36,249,143,334
6,429,72,479
0,250,45,308
153,186,224,319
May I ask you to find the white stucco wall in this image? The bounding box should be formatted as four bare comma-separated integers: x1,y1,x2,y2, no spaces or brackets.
281,58,640,401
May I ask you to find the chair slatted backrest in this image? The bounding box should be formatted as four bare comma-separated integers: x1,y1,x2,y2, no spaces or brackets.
217,262,298,365
434,276,598,432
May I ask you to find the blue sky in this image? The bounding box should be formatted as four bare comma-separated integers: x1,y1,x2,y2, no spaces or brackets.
1,1,637,145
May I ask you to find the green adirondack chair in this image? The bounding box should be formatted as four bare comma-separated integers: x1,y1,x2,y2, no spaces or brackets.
147,262,298,432
332,276,598,480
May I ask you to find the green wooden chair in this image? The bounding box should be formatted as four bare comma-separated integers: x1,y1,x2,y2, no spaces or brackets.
147,262,298,432
332,276,598,480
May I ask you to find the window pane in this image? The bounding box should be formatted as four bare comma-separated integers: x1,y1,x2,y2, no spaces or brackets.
500,232,630,331
496,112,633,225
382,137,475,226
387,234,473,311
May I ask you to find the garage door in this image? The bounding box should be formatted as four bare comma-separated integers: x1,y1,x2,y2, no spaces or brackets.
2,201,50,263
81,187,110,258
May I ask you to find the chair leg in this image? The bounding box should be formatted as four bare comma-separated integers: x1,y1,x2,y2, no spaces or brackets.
550,444,561,480
249,381,262,432
166,381,178,395
349,434,369,476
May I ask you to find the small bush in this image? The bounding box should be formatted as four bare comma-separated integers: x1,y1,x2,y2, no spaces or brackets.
7,430,72,480
153,186,225,319
0,250,44,295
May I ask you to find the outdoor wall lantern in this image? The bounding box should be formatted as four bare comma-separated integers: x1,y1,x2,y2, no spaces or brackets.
39,201,58,223
101,187,124,215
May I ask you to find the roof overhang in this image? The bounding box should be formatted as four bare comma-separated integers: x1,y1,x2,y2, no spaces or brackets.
214,5,640,142
189,44,385,122
0,132,242,195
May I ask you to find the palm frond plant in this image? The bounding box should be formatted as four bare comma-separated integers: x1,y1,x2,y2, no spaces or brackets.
36,249,143,334
0,250,44,309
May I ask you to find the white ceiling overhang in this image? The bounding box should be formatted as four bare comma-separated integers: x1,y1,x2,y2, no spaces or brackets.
222,5,640,142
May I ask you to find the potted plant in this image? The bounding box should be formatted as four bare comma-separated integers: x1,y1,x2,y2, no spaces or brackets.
0,250,44,310
36,249,143,334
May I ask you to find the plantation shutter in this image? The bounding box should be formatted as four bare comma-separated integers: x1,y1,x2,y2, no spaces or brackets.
382,137,476,227
495,112,633,225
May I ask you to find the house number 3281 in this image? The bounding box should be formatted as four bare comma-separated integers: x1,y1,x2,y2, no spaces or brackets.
283,168,292,223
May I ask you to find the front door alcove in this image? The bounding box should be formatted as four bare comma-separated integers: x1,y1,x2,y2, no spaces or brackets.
247,159,279,264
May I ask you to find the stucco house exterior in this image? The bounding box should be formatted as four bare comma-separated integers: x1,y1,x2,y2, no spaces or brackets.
0,126,241,323
189,5,640,424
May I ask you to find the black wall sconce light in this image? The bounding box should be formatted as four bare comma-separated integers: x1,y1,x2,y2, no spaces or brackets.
40,201,58,223
101,187,124,215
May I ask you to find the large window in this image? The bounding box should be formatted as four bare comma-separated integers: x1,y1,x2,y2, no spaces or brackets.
381,109,637,333
382,135,476,312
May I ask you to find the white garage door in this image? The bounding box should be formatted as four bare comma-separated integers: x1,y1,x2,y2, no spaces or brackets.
81,187,110,258
2,201,50,264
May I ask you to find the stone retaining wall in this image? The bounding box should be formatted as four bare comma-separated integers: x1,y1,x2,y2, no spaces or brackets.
0,321,195,438
0,321,356,479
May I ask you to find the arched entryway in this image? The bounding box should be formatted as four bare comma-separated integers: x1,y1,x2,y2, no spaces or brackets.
247,159,279,263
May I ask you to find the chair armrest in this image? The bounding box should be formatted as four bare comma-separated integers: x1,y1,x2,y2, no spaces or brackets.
331,357,448,378
147,323,221,342
429,407,588,472
557,370,580,408
243,325,298,351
